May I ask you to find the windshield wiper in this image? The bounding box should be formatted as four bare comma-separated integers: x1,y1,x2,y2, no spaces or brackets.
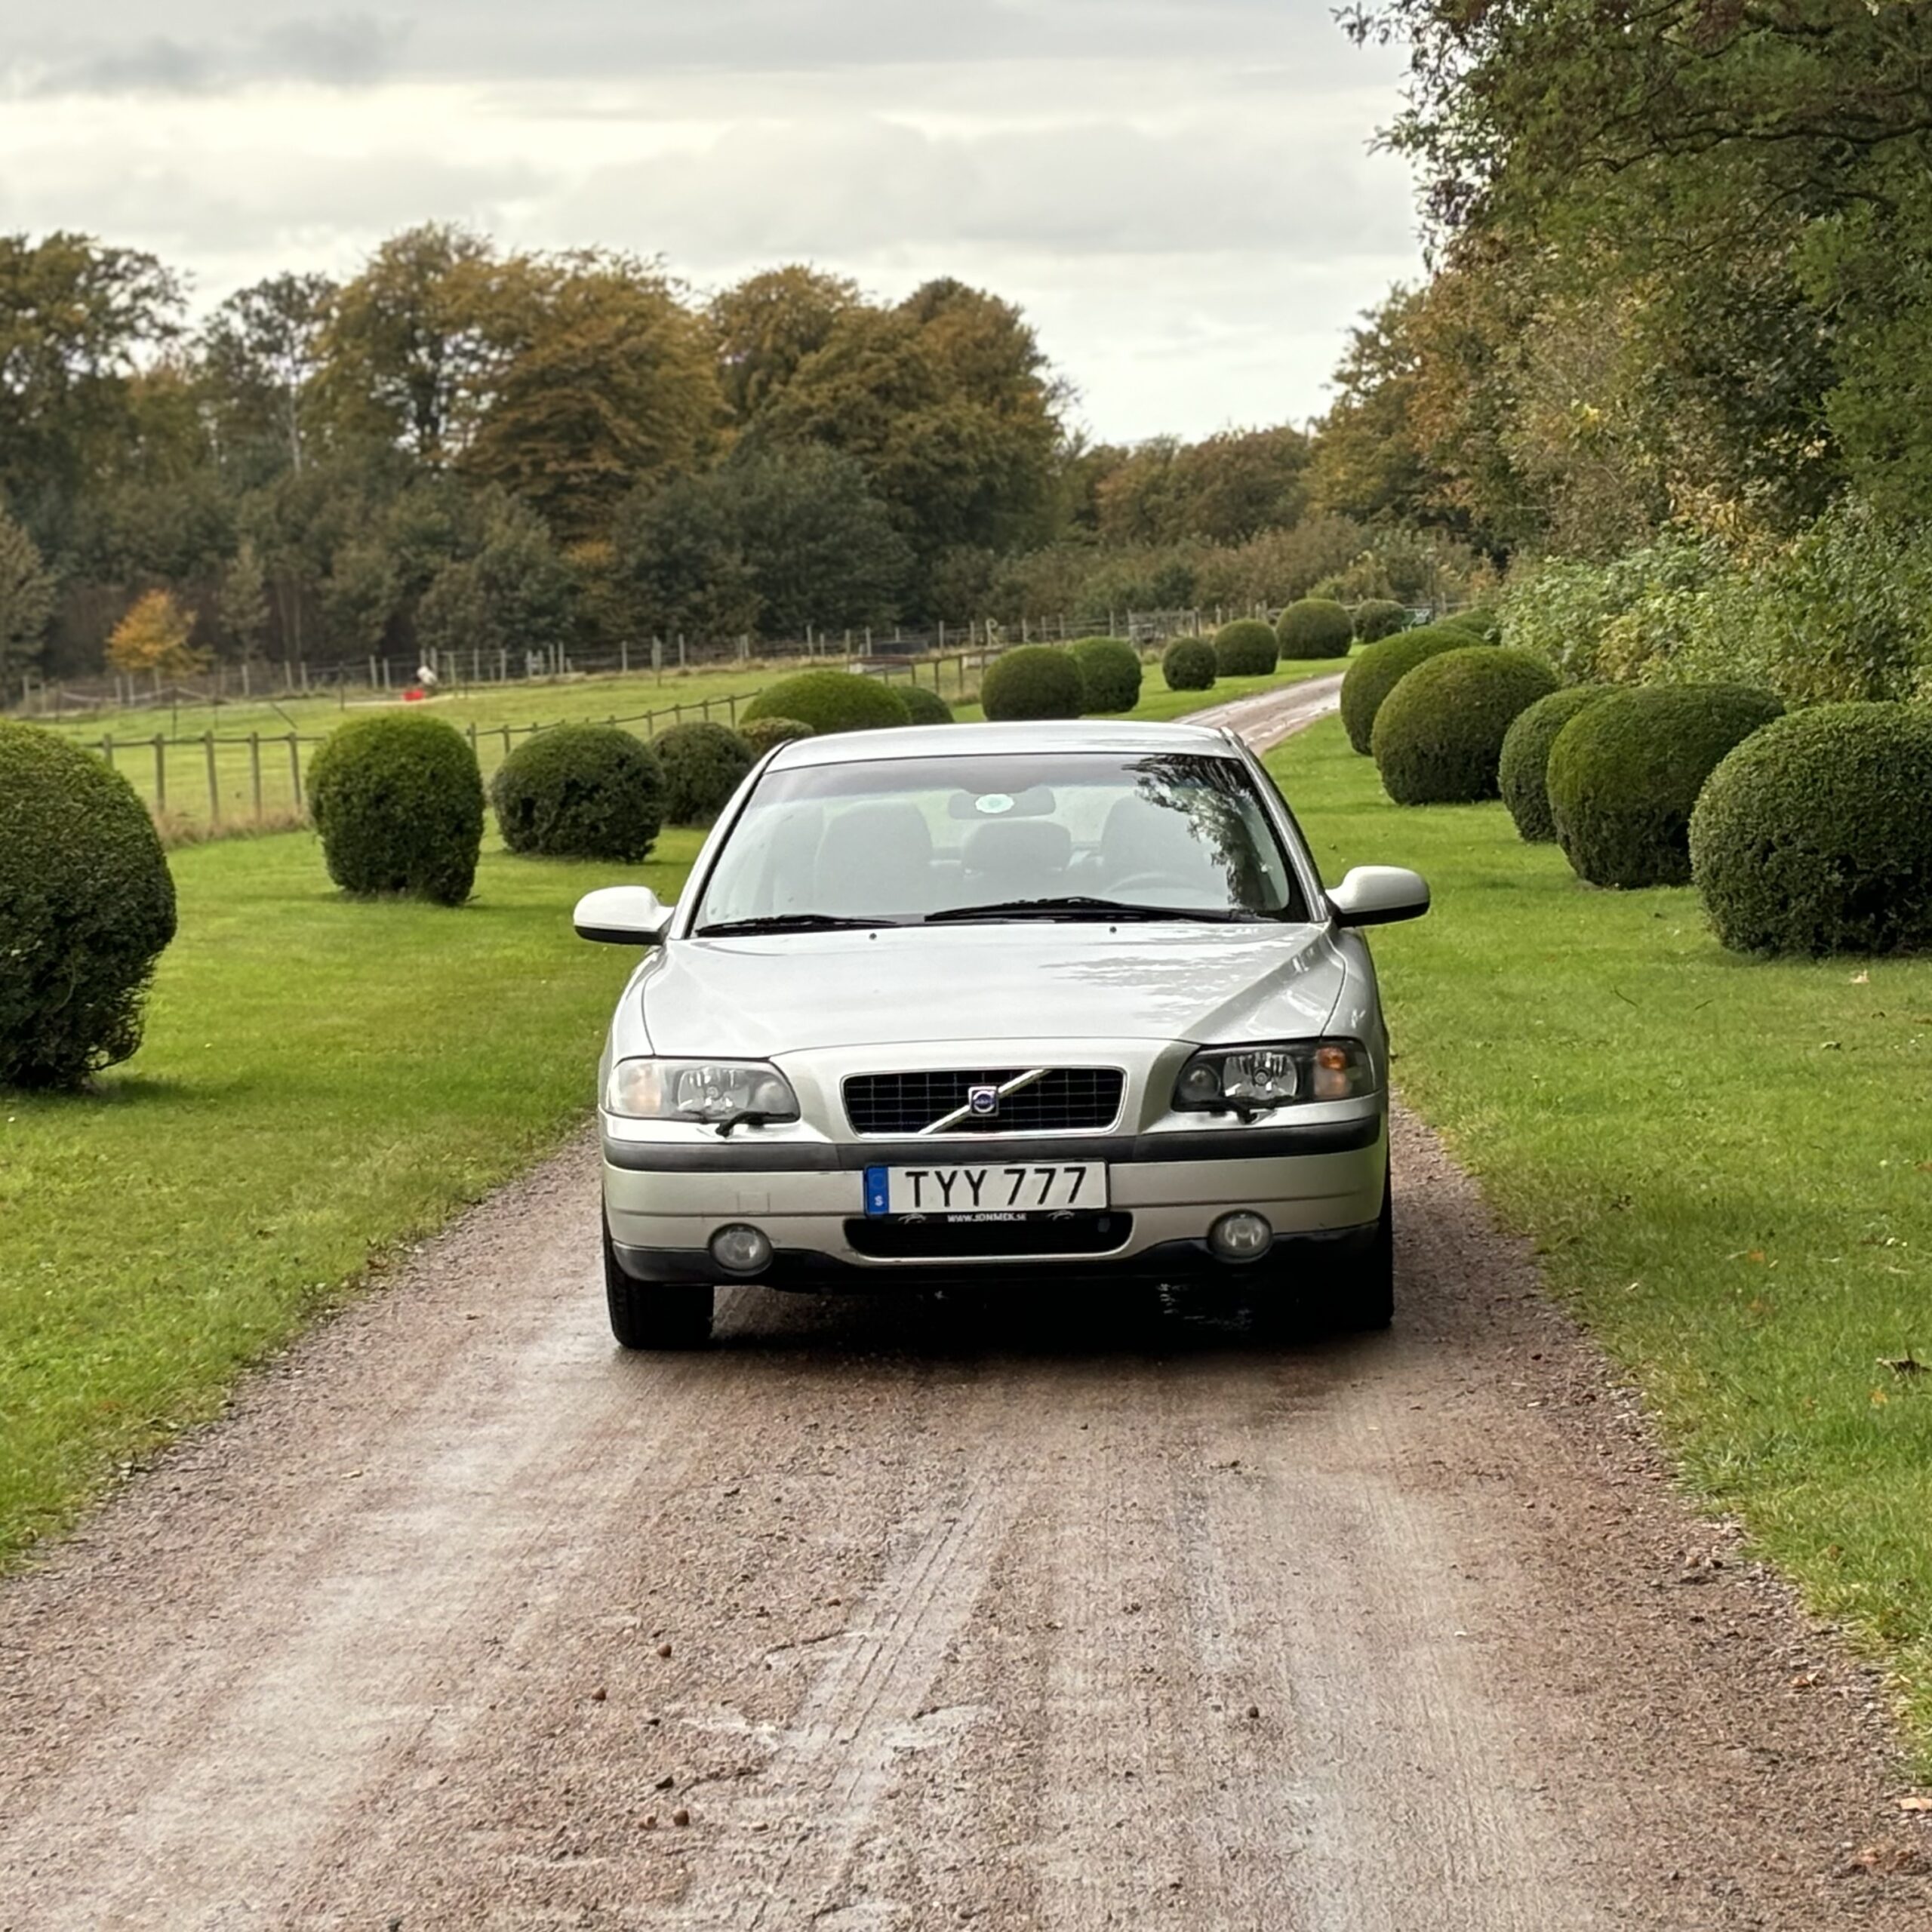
923,896,1244,925
695,913,903,937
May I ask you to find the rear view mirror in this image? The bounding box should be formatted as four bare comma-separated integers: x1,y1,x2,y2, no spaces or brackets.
574,885,672,946
1328,865,1430,928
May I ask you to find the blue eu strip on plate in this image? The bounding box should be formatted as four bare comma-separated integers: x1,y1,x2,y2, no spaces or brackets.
863,1164,891,1219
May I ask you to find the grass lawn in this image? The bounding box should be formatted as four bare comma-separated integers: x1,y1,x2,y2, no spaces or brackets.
1271,717,1932,1767
0,665,1321,1565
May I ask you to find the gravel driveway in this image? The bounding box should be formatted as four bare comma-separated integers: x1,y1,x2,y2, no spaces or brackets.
2,672,1927,1930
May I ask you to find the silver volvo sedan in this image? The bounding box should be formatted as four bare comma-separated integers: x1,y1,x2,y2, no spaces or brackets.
574,719,1429,1348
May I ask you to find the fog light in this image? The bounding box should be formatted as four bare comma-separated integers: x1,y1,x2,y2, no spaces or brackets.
1208,1211,1272,1262
709,1223,773,1275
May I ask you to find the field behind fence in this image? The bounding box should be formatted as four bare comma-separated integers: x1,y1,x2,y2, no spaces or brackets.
62,649,998,838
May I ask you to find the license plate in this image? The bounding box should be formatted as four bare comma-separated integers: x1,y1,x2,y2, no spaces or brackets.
863,1161,1109,1220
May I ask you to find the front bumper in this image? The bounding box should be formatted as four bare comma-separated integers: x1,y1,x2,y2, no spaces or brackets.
602,1113,1386,1290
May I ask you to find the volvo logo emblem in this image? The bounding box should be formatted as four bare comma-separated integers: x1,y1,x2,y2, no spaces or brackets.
968,1084,1000,1118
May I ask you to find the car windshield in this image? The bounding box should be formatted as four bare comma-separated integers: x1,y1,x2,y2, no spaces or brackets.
693,750,1306,931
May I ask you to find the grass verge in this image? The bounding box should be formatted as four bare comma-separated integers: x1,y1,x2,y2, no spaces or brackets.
1271,717,1932,1768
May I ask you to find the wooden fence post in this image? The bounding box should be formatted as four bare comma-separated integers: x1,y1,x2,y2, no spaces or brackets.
152,736,167,811
101,734,115,773
205,732,220,826
249,734,263,821
287,733,303,809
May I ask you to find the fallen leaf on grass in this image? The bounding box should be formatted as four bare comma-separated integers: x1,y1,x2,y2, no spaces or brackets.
1850,971,1871,985
1899,1795,1932,1812
1878,1356,1924,1377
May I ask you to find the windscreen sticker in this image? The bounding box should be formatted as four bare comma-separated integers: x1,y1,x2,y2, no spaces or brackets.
974,794,1016,815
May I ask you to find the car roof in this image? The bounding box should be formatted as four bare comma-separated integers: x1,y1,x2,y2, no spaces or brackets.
766,718,1238,768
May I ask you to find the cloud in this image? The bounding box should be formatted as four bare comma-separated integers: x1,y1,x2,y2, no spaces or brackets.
4,0,1376,88
7,14,408,97
556,114,1414,266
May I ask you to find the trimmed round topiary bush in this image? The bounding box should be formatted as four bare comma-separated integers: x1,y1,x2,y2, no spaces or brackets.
308,712,484,906
980,645,1085,721
740,669,910,736
1161,635,1217,692
654,721,755,825
1546,683,1785,889
0,722,177,1090
1352,598,1409,645
1498,686,1615,844
1442,607,1502,640
1214,618,1278,677
1690,703,1932,956
740,715,816,755
1339,623,1490,755
489,723,663,863
896,683,955,726
1371,646,1560,805
1069,635,1143,712
1275,598,1353,660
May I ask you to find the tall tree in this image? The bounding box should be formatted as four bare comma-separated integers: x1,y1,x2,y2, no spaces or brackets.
315,225,503,466
198,272,336,478
0,232,183,544
460,251,722,545
710,266,860,423
0,506,56,687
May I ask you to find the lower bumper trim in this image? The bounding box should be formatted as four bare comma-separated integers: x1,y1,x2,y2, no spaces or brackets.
610,1226,1381,1293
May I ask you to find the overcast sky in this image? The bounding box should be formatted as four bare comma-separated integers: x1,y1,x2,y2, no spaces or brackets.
0,2,1421,442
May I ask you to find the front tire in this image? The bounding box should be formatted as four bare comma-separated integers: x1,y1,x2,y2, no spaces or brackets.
603,1219,714,1349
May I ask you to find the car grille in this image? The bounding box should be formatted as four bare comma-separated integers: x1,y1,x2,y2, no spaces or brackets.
846,1212,1133,1259
842,1068,1125,1137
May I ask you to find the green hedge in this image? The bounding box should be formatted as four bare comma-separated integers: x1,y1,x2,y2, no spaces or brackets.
1275,598,1353,660
1498,686,1614,843
1069,635,1143,712
1443,607,1502,640
1691,703,1932,955
0,723,178,1090
1546,683,1784,888
490,724,663,863
740,716,816,755
980,645,1085,721
308,712,484,906
1371,647,1559,805
1214,618,1278,677
1338,623,1488,755
896,683,955,726
1352,598,1409,645
654,721,755,826
740,669,910,734
1161,636,1217,691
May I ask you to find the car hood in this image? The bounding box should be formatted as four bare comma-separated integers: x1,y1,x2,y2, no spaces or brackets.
635,921,1350,1057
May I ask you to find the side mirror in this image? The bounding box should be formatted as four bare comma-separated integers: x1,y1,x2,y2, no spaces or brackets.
1328,865,1430,928
574,885,672,946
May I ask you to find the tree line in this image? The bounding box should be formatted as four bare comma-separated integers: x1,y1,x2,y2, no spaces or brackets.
1320,0,1932,577
0,225,1493,694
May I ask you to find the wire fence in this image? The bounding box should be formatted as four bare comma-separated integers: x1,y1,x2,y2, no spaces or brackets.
11,606,1232,722
88,648,1004,837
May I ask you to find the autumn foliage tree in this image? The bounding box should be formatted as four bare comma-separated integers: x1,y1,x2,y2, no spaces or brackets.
106,589,205,678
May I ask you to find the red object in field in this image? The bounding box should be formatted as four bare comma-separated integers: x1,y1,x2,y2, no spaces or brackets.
403,687,426,702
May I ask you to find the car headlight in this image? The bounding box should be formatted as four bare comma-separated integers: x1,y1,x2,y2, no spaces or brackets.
604,1057,800,1124
1173,1038,1374,1113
